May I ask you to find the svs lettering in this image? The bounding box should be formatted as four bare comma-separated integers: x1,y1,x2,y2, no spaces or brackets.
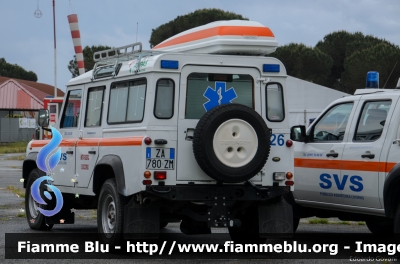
319,173,363,192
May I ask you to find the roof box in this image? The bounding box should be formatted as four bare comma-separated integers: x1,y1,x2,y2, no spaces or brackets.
152,20,278,55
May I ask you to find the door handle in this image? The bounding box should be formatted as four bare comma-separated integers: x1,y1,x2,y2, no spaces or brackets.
66,151,73,155
88,151,96,155
361,153,375,159
326,152,338,158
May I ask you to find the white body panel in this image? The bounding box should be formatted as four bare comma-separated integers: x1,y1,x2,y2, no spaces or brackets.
294,89,400,217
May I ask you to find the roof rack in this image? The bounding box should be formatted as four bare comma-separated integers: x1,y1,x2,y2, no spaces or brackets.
91,42,168,81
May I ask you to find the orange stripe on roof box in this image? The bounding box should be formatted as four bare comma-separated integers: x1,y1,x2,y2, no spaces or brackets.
294,158,341,170
77,139,101,147
100,137,143,146
153,26,274,49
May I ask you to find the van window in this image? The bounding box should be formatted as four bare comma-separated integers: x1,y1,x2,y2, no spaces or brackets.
108,79,146,123
185,73,253,119
154,79,174,119
60,89,82,128
354,100,391,141
266,83,284,122
313,102,353,142
85,86,104,127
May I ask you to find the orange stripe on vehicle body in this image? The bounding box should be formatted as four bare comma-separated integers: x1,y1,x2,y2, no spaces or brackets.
30,139,76,148
99,137,144,146
294,158,341,170
295,158,398,173
153,26,275,49
77,138,101,147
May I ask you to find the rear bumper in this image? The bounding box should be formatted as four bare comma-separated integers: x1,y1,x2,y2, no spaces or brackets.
145,183,290,201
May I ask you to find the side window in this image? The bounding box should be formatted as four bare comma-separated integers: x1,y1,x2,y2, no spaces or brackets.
354,100,391,141
313,102,353,142
60,89,82,128
154,79,174,119
108,79,146,123
85,86,105,127
185,73,253,119
266,83,284,121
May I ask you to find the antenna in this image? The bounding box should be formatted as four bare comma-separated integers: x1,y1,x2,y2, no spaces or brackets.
383,61,398,88
136,22,138,42
34,0,42,18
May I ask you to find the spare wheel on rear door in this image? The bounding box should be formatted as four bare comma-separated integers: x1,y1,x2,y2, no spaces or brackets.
192,103,271,183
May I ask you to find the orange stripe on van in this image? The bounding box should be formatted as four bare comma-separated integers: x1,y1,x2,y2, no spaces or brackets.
294,158,341,170
153,26,275,49
77,138,101,147
99,137,143,146
31,139,76,148
295,158,398,173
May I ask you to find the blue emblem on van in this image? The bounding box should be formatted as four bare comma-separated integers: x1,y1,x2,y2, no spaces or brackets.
32,126,64,217
203,81,237,112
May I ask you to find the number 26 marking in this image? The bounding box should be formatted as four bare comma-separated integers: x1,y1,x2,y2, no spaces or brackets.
270,134,284,146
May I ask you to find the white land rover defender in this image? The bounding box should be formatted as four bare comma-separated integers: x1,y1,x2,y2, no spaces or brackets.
289,74,400,234
23,21,296,246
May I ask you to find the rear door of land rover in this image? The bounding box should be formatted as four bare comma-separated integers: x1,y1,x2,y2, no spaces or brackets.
177,65,262,182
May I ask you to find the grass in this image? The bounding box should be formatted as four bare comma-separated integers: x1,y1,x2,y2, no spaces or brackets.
17,212,26,218
337,221,351,225
357,222,366,226
0,142,28,154
91,210,97,219
6,155,26,160
308,218,328,224
6,185,25,198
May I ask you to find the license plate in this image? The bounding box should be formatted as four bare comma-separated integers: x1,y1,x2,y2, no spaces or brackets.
146,148,175,170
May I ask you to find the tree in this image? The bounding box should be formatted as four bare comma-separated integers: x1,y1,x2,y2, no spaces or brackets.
316,31,396,90
149,8,248,48
68,45,111,78
342,43,400,93
270,43,333,86
0,58,38,81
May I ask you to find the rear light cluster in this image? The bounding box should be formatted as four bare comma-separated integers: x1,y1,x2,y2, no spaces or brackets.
285,172,294,186
142,170,167,185
273,172,294,186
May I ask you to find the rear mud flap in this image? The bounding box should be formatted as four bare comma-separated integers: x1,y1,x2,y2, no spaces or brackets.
123,198,160,239
258,197,293,238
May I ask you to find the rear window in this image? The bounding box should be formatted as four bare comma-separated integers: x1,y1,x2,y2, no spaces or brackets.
185,73,254,119
107,79,146,124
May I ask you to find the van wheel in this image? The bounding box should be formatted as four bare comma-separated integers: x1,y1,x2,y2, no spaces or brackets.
366,220,393,234
98,179,126,249
228,207,266,244
25,169,53,230
193,104,270,183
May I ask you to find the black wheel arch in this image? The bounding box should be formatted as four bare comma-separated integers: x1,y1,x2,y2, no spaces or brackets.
93,155,126,196
384,162,400,218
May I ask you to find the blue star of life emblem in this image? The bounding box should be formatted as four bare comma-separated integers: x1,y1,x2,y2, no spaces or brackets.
203,81,238,112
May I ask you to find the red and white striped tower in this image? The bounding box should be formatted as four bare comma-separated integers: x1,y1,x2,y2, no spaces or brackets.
67,14,85,75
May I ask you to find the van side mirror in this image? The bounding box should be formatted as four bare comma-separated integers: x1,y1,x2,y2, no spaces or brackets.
290,125,306,142
38,109,49,127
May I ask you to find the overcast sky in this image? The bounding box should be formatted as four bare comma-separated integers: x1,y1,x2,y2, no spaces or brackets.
1,0,399,93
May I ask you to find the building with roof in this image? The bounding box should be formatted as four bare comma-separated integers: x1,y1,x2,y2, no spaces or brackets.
0,77,64,142
0,77,64,117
